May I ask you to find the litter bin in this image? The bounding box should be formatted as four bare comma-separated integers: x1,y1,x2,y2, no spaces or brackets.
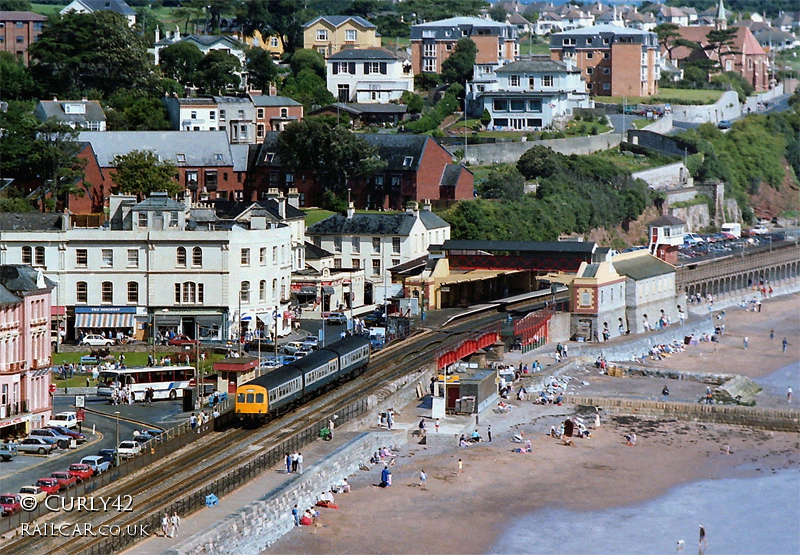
182,387,197,412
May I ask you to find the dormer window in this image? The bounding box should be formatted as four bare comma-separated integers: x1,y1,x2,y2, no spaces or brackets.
137,212,147,227
403,156,414,167
265,152,275,162
215,153,223,161
176,153,186,163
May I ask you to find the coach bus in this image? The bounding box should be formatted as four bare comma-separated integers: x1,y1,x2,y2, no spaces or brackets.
96,366,196,401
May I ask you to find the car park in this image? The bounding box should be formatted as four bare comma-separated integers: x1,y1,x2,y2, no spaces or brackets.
0,442,17,461
80,455,111,475
46,425,86,443
47,411,79,429
50,471,79,490
35,478,61,495
117,441,141,459
79,334,113,347
0,494,22,516
18,437,57,455
283,341,304,355
18,486,47,505
326,313,347,325
29,429,71,449
167,334,199,346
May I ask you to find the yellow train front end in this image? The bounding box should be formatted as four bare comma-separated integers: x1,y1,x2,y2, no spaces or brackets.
235,383,270,421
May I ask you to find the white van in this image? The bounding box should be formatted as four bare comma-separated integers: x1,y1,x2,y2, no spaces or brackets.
721,223,741,238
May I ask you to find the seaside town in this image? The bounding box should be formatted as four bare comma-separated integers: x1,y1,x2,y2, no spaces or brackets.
0,0,798,554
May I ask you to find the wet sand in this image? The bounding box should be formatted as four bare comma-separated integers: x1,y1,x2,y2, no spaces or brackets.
266,294,800,555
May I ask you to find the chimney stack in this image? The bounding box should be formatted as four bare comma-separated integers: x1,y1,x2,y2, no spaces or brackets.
347,202,355,219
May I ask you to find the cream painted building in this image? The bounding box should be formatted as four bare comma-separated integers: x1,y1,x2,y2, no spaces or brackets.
303,15,381,56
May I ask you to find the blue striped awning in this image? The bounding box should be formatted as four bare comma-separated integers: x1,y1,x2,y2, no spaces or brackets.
75,312,136,328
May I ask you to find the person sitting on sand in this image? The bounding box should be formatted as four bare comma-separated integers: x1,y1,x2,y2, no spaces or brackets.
459,434,468,448
471,429,482,442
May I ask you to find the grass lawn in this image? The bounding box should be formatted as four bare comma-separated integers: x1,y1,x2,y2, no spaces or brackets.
601,88,723,105
519,39,551,57
593,147,680,172
31,3,65,15
476,130,528,140
631,118,650,129
302,209,336,225
382,37,410,47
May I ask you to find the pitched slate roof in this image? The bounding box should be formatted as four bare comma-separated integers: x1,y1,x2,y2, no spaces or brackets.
648,215,685,227
210,199,305,221
0,264,56,293
305,242,333,260
440,164,463,188
328,48,397,61
0,213,65,231
130,193,184,212
35,100,106,124
0,284,21,306
303,15,376,29
77,131,234,167
71,0,135,16
552,23,654,37
361,134,429,171
308,210,448,236
0,11,46,21
413,16,511,28
611,252,675,280
249,95,302,107
312,103,408,116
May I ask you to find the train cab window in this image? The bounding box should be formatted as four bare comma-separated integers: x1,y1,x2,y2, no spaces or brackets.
246,393,255,403
237,393,245,403
256,393,264,403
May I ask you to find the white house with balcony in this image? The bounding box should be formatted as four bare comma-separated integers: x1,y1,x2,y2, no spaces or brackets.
306,202,450,303
162,96,257,144
326,48,414,103
467,57,591,131
0,193,295,343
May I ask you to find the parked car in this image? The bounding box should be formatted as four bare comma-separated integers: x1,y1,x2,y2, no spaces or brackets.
18,438,57,455
717,120,732,129
0,442,17,461
750,225,769,235
294,348,313,359
17,486,47,505
117,441,141,459
131,432,153,445
67,463,94,482
301,337,319,350
47,412,79,429
34,477,61,495
79,334,113,347
259,357,282,370
50,471,79,490
29,429,71,449
326,313,347,325
167,334,199,346
79,455,111,475
97,449,117,466
46,425,85,443
0,494,22,516
283,341,305,355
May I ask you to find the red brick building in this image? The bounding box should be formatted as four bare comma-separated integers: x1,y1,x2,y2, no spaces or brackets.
0,11,46,65
248,133,473,210
249,92,304,139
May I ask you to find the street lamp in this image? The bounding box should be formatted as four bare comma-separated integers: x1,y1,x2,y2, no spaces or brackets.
114,411,120,468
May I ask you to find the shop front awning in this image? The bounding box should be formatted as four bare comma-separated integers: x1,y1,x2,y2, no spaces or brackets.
321,286,335,295
75,312,135,329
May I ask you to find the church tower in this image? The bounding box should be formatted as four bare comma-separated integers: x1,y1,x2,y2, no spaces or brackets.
715,0,728,30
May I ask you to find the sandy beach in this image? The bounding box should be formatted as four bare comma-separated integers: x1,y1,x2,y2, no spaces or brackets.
266,294,800,555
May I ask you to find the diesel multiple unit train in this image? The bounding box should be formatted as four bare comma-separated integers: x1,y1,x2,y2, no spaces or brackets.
235,336,371,421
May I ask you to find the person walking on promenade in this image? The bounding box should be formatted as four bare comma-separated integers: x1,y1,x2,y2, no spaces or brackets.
435,419,439,433
788,386,793,404
743,336,748,350
487,425,492,442
783,338,788,353
285,453,292,474
291,451,298,473
661,385,669,402
699,525,707,552
161,513,169,537
292,504,300,526
297,452,303,474
169,512,181,538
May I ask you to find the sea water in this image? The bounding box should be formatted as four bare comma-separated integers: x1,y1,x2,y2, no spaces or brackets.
489,468,800,554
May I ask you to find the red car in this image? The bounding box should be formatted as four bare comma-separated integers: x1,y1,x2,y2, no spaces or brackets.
50,471,78,490
0,494,22,516
167,334,199,346
67,463,94,482
35,478,61,495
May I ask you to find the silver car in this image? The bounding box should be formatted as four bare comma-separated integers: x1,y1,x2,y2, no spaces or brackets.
29,429,71,449
18,437,57,455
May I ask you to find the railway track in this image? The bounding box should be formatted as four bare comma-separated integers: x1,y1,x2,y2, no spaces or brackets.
2,304,533,555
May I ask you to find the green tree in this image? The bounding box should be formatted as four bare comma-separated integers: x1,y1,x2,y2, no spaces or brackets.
29,11,153,98
159,41,204,84
0,52,37,101
241,0,307,54
400,90,424,114
246,47,278,90
480,108,492,126
288,49,326,80
517,145,562,180
105,91,171,131
111,150,181,197
276,119,386,196
704,27,741,72
195,50,241,93
441,37,477,84
478,164,524,200
27,120,87,210
0,0,31,10
489,4,507,22
654,23,699,60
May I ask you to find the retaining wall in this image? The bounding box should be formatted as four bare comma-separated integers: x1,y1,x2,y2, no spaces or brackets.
171,431,395,555
672,91,741,124
464,133,621,165
631,162,689,190
641,113,673,134
565,395,800,432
